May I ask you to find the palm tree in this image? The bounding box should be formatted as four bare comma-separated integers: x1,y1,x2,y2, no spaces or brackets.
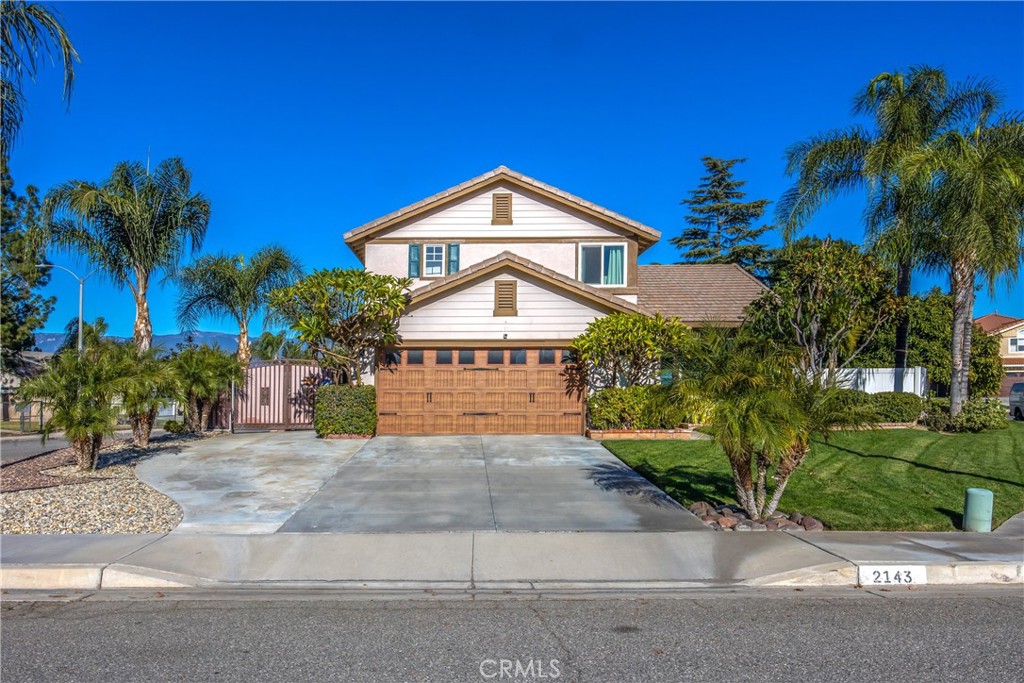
112,342,178,448
251,330,311,361
778,66,998,383
903,116,1024,416
1,0,79,153
172,345,242,432
176,246,302,366
44,157,211,353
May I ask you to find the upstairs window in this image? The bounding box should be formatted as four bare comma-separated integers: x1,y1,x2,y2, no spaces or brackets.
424,244,445,277
1011,330,1024,353
579,244,625,286
492,192,513,225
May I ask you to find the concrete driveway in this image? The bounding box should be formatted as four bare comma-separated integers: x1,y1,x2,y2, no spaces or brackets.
278,435,705,533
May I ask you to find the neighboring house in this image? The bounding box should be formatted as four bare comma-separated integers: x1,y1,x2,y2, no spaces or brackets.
343,166,766,435
975,312,1024,399
1,351,51,426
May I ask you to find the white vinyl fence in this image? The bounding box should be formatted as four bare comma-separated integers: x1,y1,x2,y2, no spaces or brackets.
835,367,928,397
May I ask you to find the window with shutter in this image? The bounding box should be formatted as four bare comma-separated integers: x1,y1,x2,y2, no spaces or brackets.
493,280,517,316
447,243,460,274
408,244,421,278
492,193,512,225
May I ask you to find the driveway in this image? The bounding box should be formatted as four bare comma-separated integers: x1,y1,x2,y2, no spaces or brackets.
278,435,705,533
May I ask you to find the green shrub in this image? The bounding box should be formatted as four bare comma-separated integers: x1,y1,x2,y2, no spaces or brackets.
163,420,185,435
870,392,923,423
833,388,871,411
314,384,377,436
922,399,951,432
588,385,694,430
950,398,1009,433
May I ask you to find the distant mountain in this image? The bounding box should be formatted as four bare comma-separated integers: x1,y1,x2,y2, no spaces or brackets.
33,331,239,354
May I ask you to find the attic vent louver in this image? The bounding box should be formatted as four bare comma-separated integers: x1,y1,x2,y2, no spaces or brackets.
492,193,512,225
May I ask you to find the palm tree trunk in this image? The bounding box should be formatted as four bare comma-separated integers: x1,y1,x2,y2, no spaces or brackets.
200,402,213,432
236,321,251,367
949,258,974,417
133,275,153,353
893,260,912,392
134,407,156,447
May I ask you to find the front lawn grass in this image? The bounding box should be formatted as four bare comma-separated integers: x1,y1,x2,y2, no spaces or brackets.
604,423,1024,531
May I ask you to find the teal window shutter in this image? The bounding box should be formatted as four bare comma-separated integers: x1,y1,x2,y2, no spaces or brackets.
408,244,420,278
447,244,460,275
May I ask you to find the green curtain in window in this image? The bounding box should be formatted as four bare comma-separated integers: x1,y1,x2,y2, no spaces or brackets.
604,245,624,285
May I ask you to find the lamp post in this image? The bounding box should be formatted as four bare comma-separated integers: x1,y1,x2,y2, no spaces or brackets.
35,264,100,352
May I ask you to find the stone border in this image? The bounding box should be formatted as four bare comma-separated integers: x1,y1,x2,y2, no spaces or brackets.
587,428,696,440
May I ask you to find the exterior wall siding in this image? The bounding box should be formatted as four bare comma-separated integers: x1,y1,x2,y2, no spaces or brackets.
397,271,608,342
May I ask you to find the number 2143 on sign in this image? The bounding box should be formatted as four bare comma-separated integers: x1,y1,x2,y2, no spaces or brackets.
858,565,927,586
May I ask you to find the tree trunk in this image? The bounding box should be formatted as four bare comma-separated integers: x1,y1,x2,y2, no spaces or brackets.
236,322,251,367
88,433,103,471
949,258,974,417
133,407,156,448
200,402,213,432
731,455,757,518
754,452,770,519
187,396,201,432
764,445,809,517
133,276,153,353
893,260,912,392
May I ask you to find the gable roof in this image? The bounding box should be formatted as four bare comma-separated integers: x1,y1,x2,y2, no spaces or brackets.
636,264,767,326
974,312,1024,335
343,166,661,257
405,251,642,315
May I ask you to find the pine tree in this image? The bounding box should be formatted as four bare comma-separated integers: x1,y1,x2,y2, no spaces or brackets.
671,156,772,276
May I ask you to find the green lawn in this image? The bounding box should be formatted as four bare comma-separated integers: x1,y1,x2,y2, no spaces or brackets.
604,423,1024,531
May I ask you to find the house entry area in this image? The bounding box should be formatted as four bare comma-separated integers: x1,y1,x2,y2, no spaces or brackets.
375,347,584,435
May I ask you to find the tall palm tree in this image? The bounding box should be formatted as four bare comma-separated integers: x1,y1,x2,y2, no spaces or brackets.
903,116,1024,416
778,66,998,382
44,157,211,353
1,0,79,153
176,246,302,366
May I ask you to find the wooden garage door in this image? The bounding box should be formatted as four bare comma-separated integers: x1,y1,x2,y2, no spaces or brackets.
376,348,584,435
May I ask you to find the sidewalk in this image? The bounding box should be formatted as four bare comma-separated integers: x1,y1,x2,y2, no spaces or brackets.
2,513,1021,592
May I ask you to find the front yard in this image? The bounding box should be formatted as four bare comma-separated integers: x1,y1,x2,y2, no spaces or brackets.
604,423,1024,531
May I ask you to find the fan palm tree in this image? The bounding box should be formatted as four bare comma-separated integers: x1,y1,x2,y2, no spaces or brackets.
172,345,242,432
176,246,302,366
251,330,311,361
778,66,998,381
0,0,79,153
903,116,1024,416
112,342,178,448
44,157,210,353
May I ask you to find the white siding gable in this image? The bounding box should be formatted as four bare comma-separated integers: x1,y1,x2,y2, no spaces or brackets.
398,270,610,342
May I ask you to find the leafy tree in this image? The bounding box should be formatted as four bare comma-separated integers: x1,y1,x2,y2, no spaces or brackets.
1,0,79,154
16,318,121,470
673,328,874,519
858,288,1003,396
251,330,311,361
268,269,410,385
747,238,898,378
1,159,53,370
43,157,211,354
176,246,302,366
171,345,242,432
903,116,1024,416
571,312,692,389
778,66,997,378
670,156,772,277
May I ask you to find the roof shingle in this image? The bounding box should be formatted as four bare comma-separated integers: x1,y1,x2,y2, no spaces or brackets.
636,264,767,325
974,312,1024,335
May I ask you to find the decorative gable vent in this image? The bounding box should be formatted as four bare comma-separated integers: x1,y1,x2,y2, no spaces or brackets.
494,280,517,316
492,192,513,225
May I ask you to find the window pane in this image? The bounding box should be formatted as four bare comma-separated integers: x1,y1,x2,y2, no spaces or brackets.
487,349,504,365
510,349,527,365
603,245,624,285
385,350,401,365
580,246,602,284
424,244,444,276
539,349,555,365
458,349,476,365
561,349,578,364
406,349,423,365
435,350,452,365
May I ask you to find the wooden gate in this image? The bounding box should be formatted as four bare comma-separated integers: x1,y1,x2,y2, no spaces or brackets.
234,359,324,430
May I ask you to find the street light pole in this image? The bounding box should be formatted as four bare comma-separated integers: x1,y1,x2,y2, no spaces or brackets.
35,264,100,352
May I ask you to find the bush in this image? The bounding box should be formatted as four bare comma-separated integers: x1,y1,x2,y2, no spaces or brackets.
833,388,871,411
870,392,923,423
921,397,1008,433
950,398,1009,433
314,384,376,436
163,420,185,435
588,385,695,430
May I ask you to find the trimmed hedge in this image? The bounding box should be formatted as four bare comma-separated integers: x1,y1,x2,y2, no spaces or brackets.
163,420,185,435
921,397,1009,433
870,392,923,423
314,384,377,436
588,385,693,430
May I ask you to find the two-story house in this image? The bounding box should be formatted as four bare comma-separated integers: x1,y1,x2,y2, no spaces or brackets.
343,166,766,436
974,312,1024,399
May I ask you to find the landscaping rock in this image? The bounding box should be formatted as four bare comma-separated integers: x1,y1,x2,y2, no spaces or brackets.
718,516,738,529
768,511,789,520
734,520,753,531
700,514,720,524
790,512,804,525
689,502,715,516
801,516,825,531
750,522,768,531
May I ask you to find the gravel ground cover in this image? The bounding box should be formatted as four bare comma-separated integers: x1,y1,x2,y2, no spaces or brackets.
0,434,215,534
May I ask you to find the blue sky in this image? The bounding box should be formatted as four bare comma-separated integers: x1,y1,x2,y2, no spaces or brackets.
11,1,1024,338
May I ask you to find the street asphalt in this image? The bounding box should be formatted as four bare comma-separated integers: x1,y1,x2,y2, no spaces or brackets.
0,428,165,464
2,590,1022,682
